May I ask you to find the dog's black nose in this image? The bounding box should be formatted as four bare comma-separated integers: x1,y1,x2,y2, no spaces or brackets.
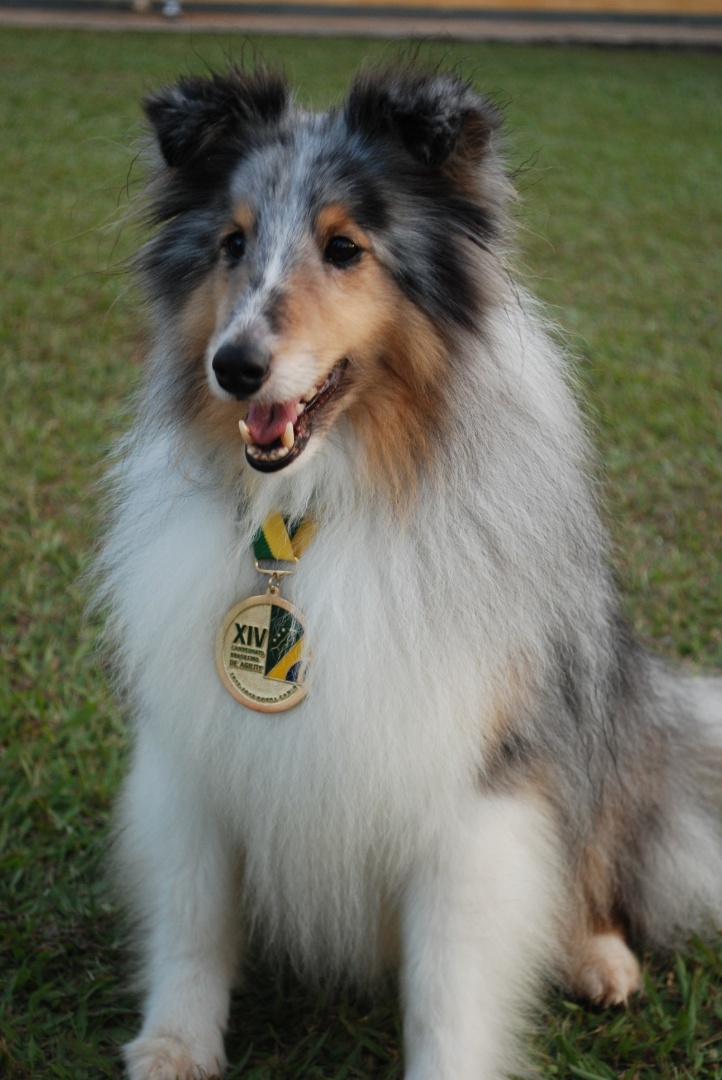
212,340,270,399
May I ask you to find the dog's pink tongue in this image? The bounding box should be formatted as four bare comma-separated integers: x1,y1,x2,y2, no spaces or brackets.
245,400,299,446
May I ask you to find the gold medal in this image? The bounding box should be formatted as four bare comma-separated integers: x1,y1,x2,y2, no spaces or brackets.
217,510,316,712
216,591,309,713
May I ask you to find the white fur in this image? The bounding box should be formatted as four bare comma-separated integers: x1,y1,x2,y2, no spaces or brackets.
401,793,561,1080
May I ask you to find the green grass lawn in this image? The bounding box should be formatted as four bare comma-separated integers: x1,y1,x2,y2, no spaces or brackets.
1,26,721,1080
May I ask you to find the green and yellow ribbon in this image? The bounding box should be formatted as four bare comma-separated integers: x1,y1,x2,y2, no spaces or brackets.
253,512,317,565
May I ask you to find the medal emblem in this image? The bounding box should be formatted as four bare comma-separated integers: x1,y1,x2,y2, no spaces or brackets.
216,593,309,712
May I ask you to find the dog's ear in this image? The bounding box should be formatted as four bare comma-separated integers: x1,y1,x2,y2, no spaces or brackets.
144,67,289,168
344,67,500,170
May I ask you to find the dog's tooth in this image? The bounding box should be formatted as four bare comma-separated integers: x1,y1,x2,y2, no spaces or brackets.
295,402,305,417
238,419,253,446
281,422,295,449
277,445,291,458
303,386,318,403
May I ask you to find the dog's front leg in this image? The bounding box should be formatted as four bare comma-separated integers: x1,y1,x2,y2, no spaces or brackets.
400,791,561,1080
119,732,242,1080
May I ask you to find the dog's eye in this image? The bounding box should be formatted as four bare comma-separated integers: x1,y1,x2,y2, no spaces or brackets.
325,236,361,267
224,231,246,262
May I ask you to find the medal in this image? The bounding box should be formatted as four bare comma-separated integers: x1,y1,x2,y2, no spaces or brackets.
215,591,309,712
216,512,316,713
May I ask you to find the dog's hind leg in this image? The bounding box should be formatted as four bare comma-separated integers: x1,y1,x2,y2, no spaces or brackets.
118,731,242,1080
399,790,562,1080
560,826,643,1007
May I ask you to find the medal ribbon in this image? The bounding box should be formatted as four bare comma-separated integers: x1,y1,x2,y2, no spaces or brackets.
253,512,317,566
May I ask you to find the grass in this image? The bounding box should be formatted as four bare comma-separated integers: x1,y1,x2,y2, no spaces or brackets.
1,24,721,1080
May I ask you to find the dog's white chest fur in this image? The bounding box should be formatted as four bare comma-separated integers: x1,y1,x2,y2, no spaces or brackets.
111,436,494,976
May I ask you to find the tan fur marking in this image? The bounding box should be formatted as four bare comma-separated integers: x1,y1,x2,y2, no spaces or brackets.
228,203,255,240
315,205,369,249
578,839,617,927
345,297,448,507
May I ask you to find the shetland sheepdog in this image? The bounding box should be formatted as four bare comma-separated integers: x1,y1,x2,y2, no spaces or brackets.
98,64,722,1080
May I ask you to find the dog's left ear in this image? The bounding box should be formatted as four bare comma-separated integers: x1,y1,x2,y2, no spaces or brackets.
344,67,500,170
144,66,289,168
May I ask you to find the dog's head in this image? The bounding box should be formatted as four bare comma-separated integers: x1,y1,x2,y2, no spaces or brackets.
140,64,507,490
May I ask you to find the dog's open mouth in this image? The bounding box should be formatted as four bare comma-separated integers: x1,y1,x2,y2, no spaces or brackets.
239,360,347,473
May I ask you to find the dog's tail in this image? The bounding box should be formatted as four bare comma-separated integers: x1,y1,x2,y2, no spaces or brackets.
619,664,722,947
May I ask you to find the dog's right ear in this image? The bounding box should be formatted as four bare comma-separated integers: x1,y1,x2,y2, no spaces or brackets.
144,67,289,168
344,66,500,171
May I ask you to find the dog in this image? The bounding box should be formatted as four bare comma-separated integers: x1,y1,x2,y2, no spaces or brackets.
97,63,722,1080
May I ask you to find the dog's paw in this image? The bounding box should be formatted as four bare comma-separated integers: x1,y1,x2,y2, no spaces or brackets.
566,930,642,1007
123,1032,225,1080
